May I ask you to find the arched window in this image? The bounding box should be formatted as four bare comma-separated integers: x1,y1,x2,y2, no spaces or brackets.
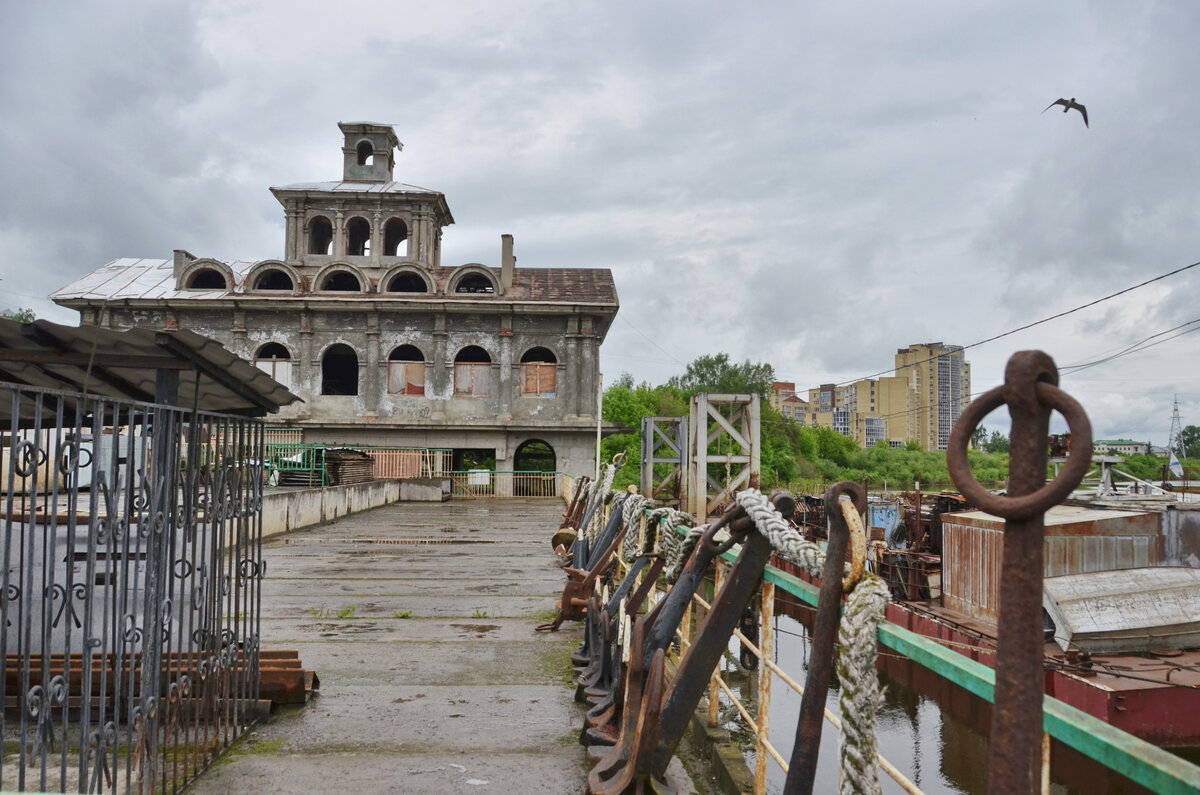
387,345,425,396
383,218,408,257
320,270,362,292
186,268,227,290
519,347,557,397
309,216,333,255
254,269,294,291
454,273,495,294
386,271,428,293
254,342,292,386
453,346,491,397
321,344,359,395
356,140,373,166
346,217,371,256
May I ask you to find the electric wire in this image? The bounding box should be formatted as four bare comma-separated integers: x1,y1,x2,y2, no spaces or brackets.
836,258,1200,387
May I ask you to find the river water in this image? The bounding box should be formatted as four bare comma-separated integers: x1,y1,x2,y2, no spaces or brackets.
720,593,1196,794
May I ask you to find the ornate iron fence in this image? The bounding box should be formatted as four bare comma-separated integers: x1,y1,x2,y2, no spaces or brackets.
1,382,266,793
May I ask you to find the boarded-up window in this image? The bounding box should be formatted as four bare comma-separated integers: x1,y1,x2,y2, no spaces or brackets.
454,363,491,397
387,361,426,395
520,363,557,397
255,343,292,388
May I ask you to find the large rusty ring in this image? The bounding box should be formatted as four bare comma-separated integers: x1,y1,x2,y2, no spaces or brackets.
947,381,1092,521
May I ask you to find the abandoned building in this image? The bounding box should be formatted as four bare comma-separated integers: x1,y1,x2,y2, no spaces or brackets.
51,122,619,479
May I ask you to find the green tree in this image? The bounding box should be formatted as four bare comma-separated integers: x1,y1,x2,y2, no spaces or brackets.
1,307,35,323
970,426,988,449
985,431,1010,454
1179,425,1200,459
668,353,775,396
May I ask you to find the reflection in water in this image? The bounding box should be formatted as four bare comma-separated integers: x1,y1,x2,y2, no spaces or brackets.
724,596,1172,794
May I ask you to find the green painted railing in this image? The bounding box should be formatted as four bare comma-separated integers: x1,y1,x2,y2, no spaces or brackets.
745,555,1200,793
265,442,327,487
448,470,564,498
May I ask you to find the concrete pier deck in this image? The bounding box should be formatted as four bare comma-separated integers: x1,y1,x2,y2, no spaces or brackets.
190,498,698,794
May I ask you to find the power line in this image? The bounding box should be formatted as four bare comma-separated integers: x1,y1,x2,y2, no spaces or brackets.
838,257,1200,386
1059,319,1200,375
786,316,1200,439
618,316,686,366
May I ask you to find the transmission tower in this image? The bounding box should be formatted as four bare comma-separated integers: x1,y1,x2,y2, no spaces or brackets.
1169,395,1185,458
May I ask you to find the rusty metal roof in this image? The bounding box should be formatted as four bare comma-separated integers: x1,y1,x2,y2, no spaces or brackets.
271,180,443,195
0,318,300,421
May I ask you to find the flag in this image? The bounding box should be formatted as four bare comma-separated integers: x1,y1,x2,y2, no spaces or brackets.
1170,451,1185,478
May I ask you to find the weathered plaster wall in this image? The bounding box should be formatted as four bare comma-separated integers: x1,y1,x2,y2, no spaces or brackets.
260,479,401,538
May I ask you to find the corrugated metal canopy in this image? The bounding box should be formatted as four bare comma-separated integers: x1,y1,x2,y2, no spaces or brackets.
0,319,300,423
1044,567,1200,654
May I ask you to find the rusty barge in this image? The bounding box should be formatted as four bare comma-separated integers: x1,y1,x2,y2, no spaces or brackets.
780,492,1200,748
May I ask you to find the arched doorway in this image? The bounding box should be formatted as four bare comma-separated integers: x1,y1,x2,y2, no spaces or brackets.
513,439,557,496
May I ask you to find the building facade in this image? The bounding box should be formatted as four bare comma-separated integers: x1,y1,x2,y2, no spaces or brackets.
1095,439,1152,456
797,342,970,451
894,342,971,451
52,122,619,477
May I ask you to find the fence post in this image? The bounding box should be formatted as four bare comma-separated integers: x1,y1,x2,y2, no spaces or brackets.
754,581,775,794
947,351,1092,794
707,560,725,728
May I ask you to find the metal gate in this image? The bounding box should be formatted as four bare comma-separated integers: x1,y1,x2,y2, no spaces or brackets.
1,382,265,793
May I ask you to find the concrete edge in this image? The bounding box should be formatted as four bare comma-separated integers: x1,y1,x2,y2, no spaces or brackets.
686,709,754,795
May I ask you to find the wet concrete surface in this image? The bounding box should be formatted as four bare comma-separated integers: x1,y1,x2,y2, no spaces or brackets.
190,498,697,794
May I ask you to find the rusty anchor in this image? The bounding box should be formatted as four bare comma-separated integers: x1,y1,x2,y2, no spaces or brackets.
576,553,665,703
587,490,797,794
947,350,1092,794
553,475,592,556
783,480,866,794
538,494,632,632
581,554,667,748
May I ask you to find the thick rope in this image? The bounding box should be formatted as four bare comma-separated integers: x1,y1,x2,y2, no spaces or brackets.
734,489,823,578
836,573,889,795
645,506,689,558
733,489,889,795
665,523,706,583
642,507,696,582
620,493,653,561
586,462,619,542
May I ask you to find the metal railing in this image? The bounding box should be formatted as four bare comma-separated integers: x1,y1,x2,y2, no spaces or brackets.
262,427,303,447
448,470,562,498
264,442,327,488
356,448,452,480
1,382,266,793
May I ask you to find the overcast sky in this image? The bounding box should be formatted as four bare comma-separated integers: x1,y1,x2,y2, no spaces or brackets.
3,1,1198,445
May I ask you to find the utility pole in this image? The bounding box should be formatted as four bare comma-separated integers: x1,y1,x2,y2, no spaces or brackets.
1169,394,1186,459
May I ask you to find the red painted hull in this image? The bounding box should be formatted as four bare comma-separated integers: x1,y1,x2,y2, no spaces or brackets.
772,555,1200,747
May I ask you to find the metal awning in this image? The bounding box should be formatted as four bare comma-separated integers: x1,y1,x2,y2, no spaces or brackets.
1044,566,1200,654
0,318,301,422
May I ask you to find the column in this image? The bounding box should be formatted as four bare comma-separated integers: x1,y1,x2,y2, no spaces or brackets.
364,310,380,416
498,317,513,420
370,208,383,268
431,312,448,419
333,208,345,257
299,310,314,404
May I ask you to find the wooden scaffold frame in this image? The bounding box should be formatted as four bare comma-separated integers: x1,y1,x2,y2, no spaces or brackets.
687,393,760,520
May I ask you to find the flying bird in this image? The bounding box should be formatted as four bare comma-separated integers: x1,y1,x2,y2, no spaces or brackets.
1043,97,1088,128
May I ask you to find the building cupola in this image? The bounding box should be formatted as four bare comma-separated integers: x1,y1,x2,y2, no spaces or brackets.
340,121,401,182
